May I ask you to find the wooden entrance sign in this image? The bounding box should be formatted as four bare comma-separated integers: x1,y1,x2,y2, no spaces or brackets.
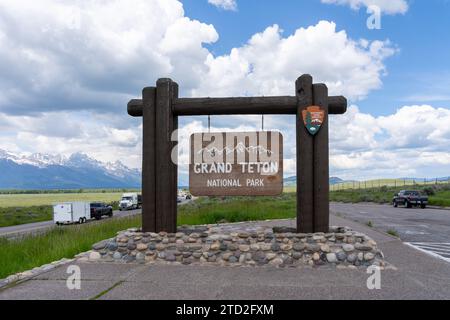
189,131,283,196
128,75,347,233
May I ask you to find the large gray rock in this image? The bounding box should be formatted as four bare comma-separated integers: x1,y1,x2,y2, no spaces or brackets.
165,253,176,262
107,242,118,251
306,244,321,252
347,253,357,263
326,253,337,263
336,251,347,261
127,243,137,251
355,243,374,251
273,227,297,233
89,252,101,261
342,244,355,252
271,243,281,251
92,240,108,251
293,243,306,251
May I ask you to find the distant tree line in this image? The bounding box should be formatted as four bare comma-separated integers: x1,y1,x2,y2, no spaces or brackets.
0,188,141,195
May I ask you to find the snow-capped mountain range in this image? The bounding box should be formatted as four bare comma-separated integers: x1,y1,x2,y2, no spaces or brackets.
0,149,141,189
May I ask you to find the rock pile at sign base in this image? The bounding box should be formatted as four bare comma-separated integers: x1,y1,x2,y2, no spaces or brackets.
85,224,387,269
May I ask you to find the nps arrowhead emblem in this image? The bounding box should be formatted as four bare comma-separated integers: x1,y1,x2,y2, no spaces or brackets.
302,106,325,136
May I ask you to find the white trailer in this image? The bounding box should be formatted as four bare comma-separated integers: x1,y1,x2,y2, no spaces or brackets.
53,202,91,225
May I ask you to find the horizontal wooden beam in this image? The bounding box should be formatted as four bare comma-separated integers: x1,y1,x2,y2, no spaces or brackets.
128,99,145,117
128,95,347,117
173,96,302,116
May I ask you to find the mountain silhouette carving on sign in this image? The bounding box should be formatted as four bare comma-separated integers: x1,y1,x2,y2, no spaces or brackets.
198,142,274,157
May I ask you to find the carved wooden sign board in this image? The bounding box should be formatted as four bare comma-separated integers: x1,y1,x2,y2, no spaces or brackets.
189,131,283,196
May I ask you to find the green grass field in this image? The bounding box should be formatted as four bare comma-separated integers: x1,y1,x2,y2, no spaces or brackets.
330,185,450,207
0,215,141,279
0,206,52,228
0,192,125,227
0,192,124,208
177,193,296,226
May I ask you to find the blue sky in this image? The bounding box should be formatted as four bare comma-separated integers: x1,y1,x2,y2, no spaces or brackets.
0,0,449,181
183,0,450,116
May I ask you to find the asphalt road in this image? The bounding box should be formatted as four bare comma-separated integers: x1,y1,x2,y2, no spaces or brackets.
0,208,142,239
330,202,450,243
0,198,194,238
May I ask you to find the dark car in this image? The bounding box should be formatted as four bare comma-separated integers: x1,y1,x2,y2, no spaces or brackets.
393,190,428,209
90,202,113,220
137,194,142,209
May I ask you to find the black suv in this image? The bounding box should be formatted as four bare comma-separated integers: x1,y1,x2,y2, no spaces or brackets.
90,202,113,220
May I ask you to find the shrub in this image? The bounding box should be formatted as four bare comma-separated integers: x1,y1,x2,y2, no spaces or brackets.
387,229,399,237
422,186,435,196
107,201,120,211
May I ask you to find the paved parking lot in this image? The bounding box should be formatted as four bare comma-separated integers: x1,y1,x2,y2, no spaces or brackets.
330,202,450,242
331,202,450,262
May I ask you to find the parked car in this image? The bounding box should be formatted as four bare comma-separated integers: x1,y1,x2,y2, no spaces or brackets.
393,190,428,209
90,202,113,220
54,202,91,225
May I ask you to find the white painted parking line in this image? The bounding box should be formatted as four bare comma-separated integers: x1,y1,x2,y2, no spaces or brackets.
405,242,450,262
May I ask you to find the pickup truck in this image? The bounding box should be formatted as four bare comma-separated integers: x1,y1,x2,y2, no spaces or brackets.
393,190,428,209
90,202,113,220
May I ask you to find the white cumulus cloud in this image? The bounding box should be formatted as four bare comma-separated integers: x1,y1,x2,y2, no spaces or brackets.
329,105,450,179
208,0,237,11
0,0,218,115
193,21,396,101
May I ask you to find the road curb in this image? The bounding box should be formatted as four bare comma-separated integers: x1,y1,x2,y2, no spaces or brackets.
427,205,450,211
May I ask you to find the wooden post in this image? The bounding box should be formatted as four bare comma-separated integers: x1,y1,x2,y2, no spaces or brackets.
141,87,157,232
312,83,329,232
155,78,178,233
129,74,347,234
296,75,314,233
